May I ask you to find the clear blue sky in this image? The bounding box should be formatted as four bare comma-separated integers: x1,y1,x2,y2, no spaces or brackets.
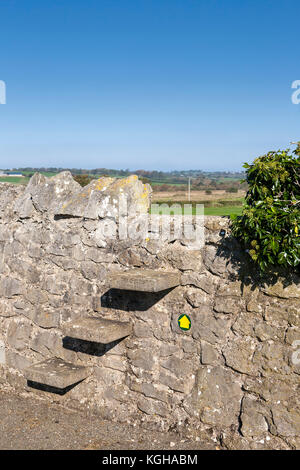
0,0,299,171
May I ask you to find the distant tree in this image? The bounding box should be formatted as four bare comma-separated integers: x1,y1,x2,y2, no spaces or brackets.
138,176,151,185
226,187,238,193
72,174,92,187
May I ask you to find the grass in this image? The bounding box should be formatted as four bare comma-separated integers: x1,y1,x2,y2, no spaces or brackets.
203,205,243,216
150,199,244,217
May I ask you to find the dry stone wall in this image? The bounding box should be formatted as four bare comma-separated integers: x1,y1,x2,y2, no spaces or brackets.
0,173,299,450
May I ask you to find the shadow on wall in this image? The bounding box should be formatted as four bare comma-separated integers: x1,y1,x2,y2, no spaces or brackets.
27,379,84,396
101,287,175,312
215,233,299,290
62,336,125,357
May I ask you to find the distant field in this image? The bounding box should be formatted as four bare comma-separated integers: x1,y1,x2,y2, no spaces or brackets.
0,176,29,184
0,171,60,184
151,181,186,187
215,176,243,183
21,171,58,177
0,173,245,217
152,189,245,201
151,189,245,216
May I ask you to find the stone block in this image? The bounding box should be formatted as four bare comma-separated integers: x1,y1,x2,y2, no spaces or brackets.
80,261,106,281
30,309,60,329
271,404,300,438
30,330,61,356
7,319,32,351
263,279,300,299
240,396,270,438
159,369,193,393
223,338,258,376
213,296,242,314
63,317,132,344
24,357,91,389
164,245,202,271
0,277,24,298
15,171,81,214
184,366,243,428
94,367,124,386
161,355,194,378
185,287,211,307
129,380,170,403
107,269,180,292
57,175,151,219
6,350,32,371
137,397,169,417
100,355,127,372
0,339,5,365
200,341,219,365
127,349,155,370
203,245,228,276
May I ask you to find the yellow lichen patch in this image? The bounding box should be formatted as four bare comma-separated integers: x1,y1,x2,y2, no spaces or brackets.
112,175,138,189
94,177,115,191
60,175,151,213
141,185,150,199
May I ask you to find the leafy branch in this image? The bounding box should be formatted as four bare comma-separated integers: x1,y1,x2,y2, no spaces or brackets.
231,144,300,271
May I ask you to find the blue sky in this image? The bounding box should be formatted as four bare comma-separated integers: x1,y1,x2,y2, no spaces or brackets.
0,0,299,171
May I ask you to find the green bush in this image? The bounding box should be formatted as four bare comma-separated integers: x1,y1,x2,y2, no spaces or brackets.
226,187,238,193
72,174,92,187
232,144,300,271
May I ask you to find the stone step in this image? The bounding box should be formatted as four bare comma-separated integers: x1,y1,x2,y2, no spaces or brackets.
107,269,180,292
25,357,91,389
63,317,132,344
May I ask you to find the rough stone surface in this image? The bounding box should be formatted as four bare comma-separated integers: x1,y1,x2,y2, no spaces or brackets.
14,171,81,216
0,340,5,365
57,175,152,220
0,174,299,450
184,366,243,428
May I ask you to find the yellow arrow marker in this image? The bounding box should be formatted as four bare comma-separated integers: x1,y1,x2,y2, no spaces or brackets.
178,314,191,331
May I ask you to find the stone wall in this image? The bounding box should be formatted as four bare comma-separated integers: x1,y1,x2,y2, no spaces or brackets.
0,173,299,450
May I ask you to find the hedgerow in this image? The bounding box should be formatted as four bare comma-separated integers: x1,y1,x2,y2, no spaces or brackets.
232,143,300,271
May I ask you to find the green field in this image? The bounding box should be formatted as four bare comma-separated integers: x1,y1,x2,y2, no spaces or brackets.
0,176,30,184
203,205,243,216
150,202,244,216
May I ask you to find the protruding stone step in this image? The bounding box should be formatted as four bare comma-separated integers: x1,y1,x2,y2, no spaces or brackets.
63,317,132,344
25,357,91,389
107,269,180,292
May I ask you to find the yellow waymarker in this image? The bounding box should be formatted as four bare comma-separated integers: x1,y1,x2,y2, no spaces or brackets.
178,314,191,331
